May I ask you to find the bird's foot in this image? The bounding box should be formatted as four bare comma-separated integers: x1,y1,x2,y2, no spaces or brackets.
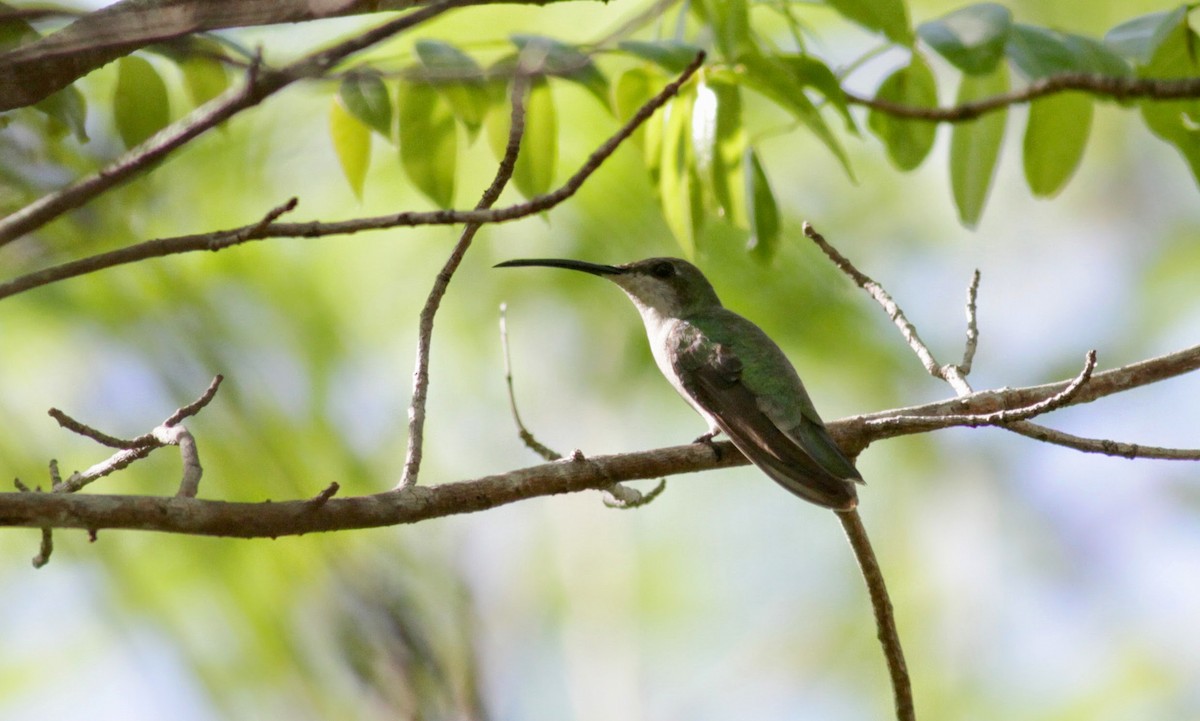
692,432,723,461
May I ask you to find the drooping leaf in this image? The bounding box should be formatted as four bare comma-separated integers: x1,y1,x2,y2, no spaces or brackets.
711,80,749,228
1104,7,1188,64
179,54,230,108
486,77,557,199
113,56,171,149
1137,13,1200,185
825,0,913,45
511,35,609,109
35,85,88,142
777,54,855,131
617,40,706,73
329,98,371,199
868,54,938,171
918,3,1012,75
949,64,1008,227
659,91,698,256
698,0,752,59
747,150,779,262
414,39,490,137
340,70,392,139
1023,91,1092,197
398,82,457,208
740,50,853,178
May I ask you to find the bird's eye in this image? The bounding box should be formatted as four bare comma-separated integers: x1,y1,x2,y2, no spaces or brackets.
651,261,675,279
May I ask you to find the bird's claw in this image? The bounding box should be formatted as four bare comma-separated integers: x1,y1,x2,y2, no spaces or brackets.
693,432,723,461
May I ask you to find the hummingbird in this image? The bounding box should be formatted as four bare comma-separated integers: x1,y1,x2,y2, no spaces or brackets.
495,256,862,510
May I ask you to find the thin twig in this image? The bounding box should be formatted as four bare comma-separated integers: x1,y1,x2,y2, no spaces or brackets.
956,270,981,376
837,509,913,721
846,73,1200,123
867,351,1097,432
498,304,666,507
14,478,54,567
48,408,137,448
400,69,531,487
0,53,705,302
0,0,468,246
1004,422,1200,460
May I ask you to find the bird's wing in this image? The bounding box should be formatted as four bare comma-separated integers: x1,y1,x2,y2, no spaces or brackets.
672,326,858,510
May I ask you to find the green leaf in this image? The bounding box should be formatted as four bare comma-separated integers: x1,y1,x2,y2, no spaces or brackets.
1138,13,1200,185
414,39,490,137
113,56,171,149
329,99,371,199
699,0,752,59
1105,7,1188,65
617,40,705,73
918,3,1012,75
339,70,392,140
35,85,88,142
825,0,913,45
659,92,698,256
712,81,749,228
740,51,853,178
777,54,855,131
486,77,557,199
1007,24,1131,79
747,151,779,262
949,64,1008,227
179,54,230,107
398,82,457,208
1023,92,1092,197
511,35,609,109
868,54,938,171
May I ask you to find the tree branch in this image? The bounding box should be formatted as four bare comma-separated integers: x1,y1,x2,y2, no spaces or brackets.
846,73,1200,123
0,0,470,246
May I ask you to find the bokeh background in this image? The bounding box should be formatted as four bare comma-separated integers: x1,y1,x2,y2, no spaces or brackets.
1,0,1198,719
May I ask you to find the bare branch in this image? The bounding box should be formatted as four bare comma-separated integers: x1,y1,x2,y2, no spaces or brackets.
837,509,912,721
48,408,137,449
846,73,1200,123
1004,422,1200,461
0,0,468,246
956,269,981,376
399,69,530,488
867,351,1098,432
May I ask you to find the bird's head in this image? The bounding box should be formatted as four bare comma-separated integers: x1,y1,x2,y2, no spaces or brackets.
495,257,723,319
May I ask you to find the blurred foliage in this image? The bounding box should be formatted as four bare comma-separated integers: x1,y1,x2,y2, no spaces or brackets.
1,0,1200,720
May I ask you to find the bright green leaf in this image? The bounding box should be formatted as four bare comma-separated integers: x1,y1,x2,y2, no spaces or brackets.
1061,34,1133,77
415,39,490,137
712,81,749,228
1105,7,1187,64
617,40,705,73
918,3,1012,75
329,99,371,199
747,151,779,262
1023,92,1092,197
659,92,698,256
398,82,457,208
340,70,392,139
487,77,557,199
113,56,170,149
825,0,914,45
35,85,88,142
179,54,230,107
511,35,609,110
868,54,938,171
740,51,853,178
1138,13,1200,186
949,64,1008,227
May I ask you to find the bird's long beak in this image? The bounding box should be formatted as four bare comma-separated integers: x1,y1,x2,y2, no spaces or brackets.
494,258,626,276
